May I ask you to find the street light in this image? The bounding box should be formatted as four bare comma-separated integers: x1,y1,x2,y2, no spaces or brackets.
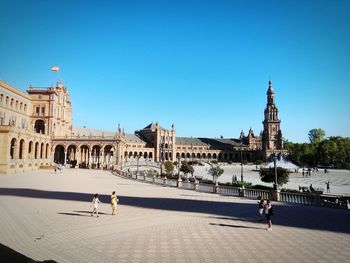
126,145,129,163
160,142,164,176
240,142,244,183
116,140,120,170
273,154,278,190
136,153,140,175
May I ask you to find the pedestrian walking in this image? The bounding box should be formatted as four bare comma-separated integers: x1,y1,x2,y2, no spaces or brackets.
264,200,273,230
111,191,119,215
91,193,101,217
325,181,330,193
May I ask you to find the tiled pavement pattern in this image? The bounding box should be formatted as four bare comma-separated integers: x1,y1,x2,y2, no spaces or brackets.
0,169,349,263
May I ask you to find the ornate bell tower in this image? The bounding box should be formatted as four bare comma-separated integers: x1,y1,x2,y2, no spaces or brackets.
262,80,284,160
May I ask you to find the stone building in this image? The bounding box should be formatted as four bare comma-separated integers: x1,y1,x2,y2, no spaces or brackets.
0,79,286,175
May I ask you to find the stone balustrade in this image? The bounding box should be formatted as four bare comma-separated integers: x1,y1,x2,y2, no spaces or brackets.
112,170,350,209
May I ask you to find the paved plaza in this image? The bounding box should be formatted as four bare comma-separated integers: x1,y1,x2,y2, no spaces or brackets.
0,169,350,263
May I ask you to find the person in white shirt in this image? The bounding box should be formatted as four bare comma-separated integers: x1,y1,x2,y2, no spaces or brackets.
91,193,101,217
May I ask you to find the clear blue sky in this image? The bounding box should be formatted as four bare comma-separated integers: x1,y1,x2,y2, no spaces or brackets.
1,0,349,143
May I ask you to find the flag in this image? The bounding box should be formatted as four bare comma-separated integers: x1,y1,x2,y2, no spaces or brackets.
51,66,60,72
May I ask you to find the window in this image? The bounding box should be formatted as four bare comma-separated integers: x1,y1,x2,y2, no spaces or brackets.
41,107,45,115
36,107,40,115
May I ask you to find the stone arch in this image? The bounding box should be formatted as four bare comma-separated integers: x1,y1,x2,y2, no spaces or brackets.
91,145,102,169
143,152,148,159
54,145,65,164
103,145,114,168
133,151,137,158
229,153,233,161
28,141,33,159
19,139,25,159
213,153,217,159
46,143,49,159
165,152,169,160
202,153,206,159
35,142,39,159
40,142,44,158
196,153,201,159
79,145,90,168
34,119,45,134
149,152,153,160
176,152,180,159
67,145,77,167
181,152,185,158
247,153,251,162
186,153,190,158
208,153,212,159
218,153,223,161
10,138,17,159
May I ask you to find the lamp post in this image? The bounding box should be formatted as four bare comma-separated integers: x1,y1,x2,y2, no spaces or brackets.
160,143,164,176
191,143,194,163
240,142,244,183
273,154,278,190
136,153,140,175
116,140,120,170
126,145,129,163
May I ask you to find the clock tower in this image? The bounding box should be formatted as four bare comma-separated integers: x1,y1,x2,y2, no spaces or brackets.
262,80,284,160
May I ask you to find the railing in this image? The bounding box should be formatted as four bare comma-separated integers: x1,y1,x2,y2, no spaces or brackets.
123,160,160,169
154,178,164,185
245,188,271,200
112,170,350,210
166,179,178,187
280,192,314,205
181,181,195,190
145,176,154,183
197,183,214,193
217,186,240,197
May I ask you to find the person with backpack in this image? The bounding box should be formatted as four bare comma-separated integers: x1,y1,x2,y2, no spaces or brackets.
264,200,273,231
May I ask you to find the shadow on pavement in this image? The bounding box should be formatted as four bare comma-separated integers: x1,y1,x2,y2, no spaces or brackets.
0,243,57,263
1,187,349,233
209,223,263,230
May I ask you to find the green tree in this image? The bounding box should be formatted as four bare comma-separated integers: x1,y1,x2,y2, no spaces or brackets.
207,165,224,183
164,161,174,176
308,128,326,144
259,167,290,187
146,169,157,177
180,161,194,179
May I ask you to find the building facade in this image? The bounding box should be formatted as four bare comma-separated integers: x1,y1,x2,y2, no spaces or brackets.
0,79,286,175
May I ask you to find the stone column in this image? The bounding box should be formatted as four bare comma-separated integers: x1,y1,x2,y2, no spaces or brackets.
271,189,280,202
76,149,80,168
64,151,67,166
